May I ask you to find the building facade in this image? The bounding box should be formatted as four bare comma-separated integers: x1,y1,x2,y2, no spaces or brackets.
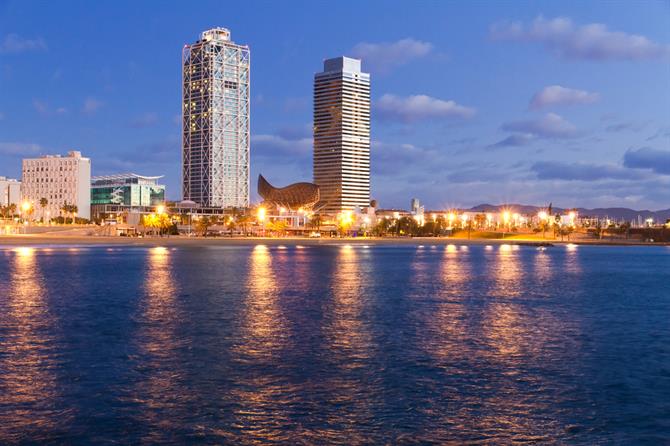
21,151,91,220
0,176,21,207
91,173,165,207
313,56,370,214
182,27,250,208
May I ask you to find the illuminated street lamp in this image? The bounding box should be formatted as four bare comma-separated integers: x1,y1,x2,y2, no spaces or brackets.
502,210,511,238
156,204,166,215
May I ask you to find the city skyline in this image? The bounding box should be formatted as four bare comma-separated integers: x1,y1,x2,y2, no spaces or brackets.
0,1,669,209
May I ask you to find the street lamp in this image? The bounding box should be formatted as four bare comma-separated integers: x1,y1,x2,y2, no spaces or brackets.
257,207,266,236
156,204,166,215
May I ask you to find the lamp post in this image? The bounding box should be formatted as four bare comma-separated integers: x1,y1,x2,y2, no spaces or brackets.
257,207,266,237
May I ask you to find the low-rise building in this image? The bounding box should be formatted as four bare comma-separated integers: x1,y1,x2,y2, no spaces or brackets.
90,173,166,221
21,151,91,220
0,176,21,207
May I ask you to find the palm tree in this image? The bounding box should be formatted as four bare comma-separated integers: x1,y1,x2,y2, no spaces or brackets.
9,203,17,218
39,197,48,223
309,214,322,232
61,203,70,223
71,205,78,224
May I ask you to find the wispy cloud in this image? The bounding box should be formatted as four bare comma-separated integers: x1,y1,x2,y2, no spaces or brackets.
0,141,44,156
251,133,312,158
530,85,599,109
605,121,649,133
502,113,578,138
376,94,475,122
130,112,159,128
489,133,536,148
33,99,67,116
82,97,103,114
623,147,670,175
491,16,670,61
351,38,433,73
0,34,47,54
531,161,645,181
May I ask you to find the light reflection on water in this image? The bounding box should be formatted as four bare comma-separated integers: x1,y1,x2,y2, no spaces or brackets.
0,248,69,442
0,244,668,444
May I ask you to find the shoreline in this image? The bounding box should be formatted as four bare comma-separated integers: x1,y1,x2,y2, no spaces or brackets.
0,234,667,247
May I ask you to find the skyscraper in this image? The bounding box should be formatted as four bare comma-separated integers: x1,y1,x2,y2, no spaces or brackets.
313,56,370,215
182,28,250,208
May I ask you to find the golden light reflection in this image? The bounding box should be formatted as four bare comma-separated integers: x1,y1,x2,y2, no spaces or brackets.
229,245,291,443
133,246,185,441
237,245,287,360
0,247,64,439
327,245,371,360
321,245,375,441
422,241,470,362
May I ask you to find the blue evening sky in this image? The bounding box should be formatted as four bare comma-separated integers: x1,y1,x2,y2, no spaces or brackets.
1,0,669,209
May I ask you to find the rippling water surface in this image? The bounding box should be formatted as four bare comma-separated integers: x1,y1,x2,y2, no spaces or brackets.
0,243,668,444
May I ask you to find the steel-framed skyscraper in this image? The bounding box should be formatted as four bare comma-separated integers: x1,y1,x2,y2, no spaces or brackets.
313,57,370,214
182,28,250,208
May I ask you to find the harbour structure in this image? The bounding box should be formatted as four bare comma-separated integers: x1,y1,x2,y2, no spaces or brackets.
313,56,371,215
0,176,21,207
21,151,91,220
182,27,250,208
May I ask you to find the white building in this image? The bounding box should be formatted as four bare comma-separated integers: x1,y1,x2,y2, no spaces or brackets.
0,176,21,207
21,151,91,220
314,56,371,215
182,27,250,208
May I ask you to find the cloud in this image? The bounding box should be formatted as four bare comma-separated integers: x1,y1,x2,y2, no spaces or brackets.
283,97,309,112
0,142,43,156
531,161,644,181
491,16,670,61
646,126,670,141
33,99,67,116
82,97,103,114
530,85,599,109
376,94,475,122
502,113,578,138
605,121,648,133
351,38,433,73
489,133,535,148
130,112,159,128
623,147,670,175
0,34,47,54
251,133,312,158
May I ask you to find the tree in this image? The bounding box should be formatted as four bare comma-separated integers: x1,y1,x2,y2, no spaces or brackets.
196,216,213,236
373,218,393,237
395,216,419,236
309,214,322,232
9,203,17,218
39,198,48,223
